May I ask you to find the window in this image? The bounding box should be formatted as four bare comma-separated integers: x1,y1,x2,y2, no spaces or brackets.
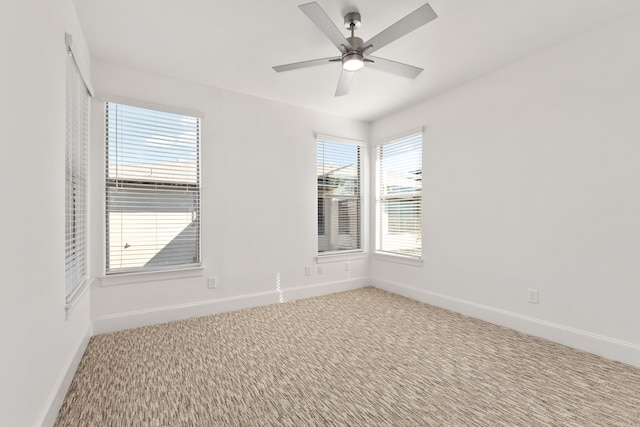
105,102,201,274
65,48,89,299
376,132,422,258
317,137,362,254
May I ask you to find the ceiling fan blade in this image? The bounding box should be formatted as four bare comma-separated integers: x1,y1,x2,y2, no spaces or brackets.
366,56,423,79
273,57,340,73
335,70,355,97
363,3,437,55
299,2,351,53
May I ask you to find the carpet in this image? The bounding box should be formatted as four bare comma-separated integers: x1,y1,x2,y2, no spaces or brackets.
55,287,640,426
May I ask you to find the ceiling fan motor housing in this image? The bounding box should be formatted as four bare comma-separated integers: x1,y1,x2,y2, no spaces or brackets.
347,36,363,50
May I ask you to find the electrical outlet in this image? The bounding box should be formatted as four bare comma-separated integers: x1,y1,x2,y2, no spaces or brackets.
527,289,539,304
317,266,323,275
207,277,217,289
305,266,311,276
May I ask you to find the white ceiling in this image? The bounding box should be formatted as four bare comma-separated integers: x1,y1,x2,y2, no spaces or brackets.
73,0,640,122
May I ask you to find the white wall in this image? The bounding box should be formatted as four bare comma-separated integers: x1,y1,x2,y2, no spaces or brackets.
0,1,93,426
371,13,640,366
89,61,370,333
2,5,637,425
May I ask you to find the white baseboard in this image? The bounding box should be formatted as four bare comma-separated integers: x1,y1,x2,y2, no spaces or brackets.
373,278,640,368
38,325,92,427
93,277,368,334
280,277,368,301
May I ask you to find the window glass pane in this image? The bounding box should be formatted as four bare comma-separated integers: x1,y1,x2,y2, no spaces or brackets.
106,102,201,274
377,133,422,258
317,138,361,254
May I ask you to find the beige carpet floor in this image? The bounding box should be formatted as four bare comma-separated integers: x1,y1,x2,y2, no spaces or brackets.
55,287,640,426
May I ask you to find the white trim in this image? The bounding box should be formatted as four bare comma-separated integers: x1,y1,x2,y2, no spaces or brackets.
97,94,204,119
102,102,202,280
99,266,205,287
373,126,424,146
315,134,365,146
281,277,368,300
92,277,368,334
373,252,423,266
316,252,367,264
373,278,640,368
37,325,92,427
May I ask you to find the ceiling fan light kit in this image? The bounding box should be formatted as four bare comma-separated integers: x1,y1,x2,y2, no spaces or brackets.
342,52,364,71
273,2,437,96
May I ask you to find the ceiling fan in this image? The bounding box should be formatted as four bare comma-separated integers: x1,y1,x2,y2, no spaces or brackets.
273,2,438,97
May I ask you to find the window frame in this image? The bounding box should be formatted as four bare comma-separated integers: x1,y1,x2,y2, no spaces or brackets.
375,130,423,261
103,99,203,276
316,135,364,257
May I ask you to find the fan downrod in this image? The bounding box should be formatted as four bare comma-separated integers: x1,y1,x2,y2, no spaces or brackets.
343,12,364,51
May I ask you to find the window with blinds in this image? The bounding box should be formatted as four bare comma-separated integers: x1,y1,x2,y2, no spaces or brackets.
376,132,422,258
105,102,201,274
65,51,90,298
317,137,362,254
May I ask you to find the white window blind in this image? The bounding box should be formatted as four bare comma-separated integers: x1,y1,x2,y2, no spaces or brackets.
317,137,362,254
105,102,201,274
377,132,422,258
65,50,90,299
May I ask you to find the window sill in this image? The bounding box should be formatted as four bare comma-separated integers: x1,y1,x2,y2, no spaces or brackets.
99,266,205,287
373,252,423,267
316,252,367,264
